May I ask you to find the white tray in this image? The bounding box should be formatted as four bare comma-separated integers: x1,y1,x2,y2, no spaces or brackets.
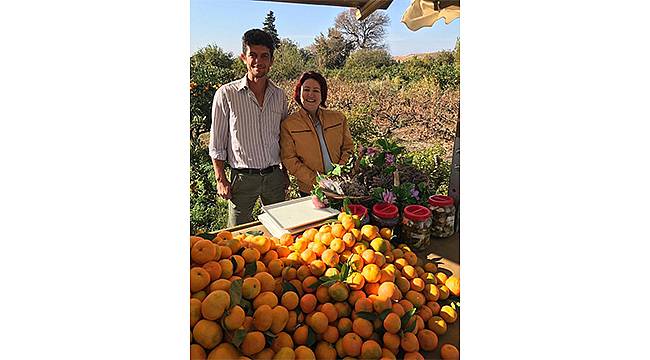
261,197,339,230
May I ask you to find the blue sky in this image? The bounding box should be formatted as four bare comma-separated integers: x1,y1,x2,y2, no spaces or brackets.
191,0,459,57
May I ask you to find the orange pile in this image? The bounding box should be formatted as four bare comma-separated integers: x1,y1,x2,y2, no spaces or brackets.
190,212,460,360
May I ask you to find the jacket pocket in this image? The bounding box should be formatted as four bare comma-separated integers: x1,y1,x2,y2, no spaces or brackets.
290,129,312,134
323,123,342,131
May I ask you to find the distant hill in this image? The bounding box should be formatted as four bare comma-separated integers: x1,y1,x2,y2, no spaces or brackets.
393,51,444,62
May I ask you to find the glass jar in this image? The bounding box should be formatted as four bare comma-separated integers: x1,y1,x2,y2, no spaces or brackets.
428,195,456,238
401,205,432,250
346,204,370,226
371,203,400,229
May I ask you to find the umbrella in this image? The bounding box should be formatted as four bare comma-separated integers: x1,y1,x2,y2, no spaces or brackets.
402,0,460,31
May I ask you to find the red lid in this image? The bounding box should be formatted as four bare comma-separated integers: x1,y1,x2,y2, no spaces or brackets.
403,205,432,221
428,195,454,207
344,204,368,218
372,203,399,219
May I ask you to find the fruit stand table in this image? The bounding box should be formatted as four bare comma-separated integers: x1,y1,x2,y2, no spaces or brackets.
216,221,461,359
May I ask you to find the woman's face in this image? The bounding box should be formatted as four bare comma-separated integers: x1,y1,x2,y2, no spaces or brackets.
300,78,322,114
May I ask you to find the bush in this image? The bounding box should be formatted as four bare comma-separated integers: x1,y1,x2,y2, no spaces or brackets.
404,145,451,195
346,105,384,147
270,39,313,82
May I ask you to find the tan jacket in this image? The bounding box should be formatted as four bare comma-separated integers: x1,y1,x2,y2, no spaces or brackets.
280,107,355,193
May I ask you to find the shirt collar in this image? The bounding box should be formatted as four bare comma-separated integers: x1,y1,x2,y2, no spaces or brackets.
236,75,279,94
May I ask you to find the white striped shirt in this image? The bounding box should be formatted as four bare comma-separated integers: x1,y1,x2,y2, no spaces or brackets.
209,76,288,169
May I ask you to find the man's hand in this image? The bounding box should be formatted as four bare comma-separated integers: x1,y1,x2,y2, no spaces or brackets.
216,177,232,200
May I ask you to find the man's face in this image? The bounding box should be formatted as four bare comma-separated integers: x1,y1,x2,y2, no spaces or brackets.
240,44,273,80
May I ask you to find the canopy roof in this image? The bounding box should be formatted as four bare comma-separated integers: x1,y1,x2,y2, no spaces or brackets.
255,0,458,27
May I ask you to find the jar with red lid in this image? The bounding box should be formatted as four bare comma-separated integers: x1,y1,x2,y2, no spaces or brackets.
428,195,456,238
370,203,400,229
344,204,370,226
401,205,432,250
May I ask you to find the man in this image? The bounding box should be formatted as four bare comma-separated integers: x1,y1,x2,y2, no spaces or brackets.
209,29,288,227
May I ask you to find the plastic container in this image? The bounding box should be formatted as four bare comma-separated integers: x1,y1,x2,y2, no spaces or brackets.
401,205,432,250
371,203,400,229
428,195,456,238
345,204,370,226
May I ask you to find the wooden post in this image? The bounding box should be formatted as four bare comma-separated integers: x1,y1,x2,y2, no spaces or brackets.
448,116,460,232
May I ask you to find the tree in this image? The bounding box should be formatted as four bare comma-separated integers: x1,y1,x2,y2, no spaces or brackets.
453,37,460,68
312,28,354,69
269,39,311,81
262,10,281,49
334,9,390,50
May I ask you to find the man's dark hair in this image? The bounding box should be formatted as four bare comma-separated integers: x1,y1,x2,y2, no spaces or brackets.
293,71,328,108
242,29,276,58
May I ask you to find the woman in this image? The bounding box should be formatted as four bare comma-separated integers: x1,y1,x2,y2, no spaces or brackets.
280,71,355,197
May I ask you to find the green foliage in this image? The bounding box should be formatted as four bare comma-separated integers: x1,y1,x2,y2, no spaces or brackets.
405,145,451,195
269,39,312,82
346,106,383,147
190,138,228,233
346,48,395,69
313,28,353,69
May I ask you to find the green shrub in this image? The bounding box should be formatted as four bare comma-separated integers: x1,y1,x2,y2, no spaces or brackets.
270,39,312,82
404,145,451,195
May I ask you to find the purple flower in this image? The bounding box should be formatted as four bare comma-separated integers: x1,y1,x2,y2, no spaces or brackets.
385,153,395,165
365,147,379,156
410,187,420,200
382,189,397,204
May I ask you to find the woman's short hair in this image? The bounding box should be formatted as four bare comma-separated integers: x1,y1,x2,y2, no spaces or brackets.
293,71,328,108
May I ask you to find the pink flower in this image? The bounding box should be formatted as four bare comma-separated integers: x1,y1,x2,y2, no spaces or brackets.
366,147,379,156
385,153,395,165
382,189,397,204
410,188,420,200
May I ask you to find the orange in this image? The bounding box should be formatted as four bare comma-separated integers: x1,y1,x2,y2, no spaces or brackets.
403,352,424,360
282,267,297,281
394,257,408,270
377,282,400,301
395,276,411,294
346,272,366,291
300,248,317,264
281,291,299,310
402,265,417,280
369,295,392,313
410,278,425,292
241,331,265,356
302,276,319,293
219,246,232,260
318,232,334,246
306,311,329,334
207,342,240,360
373,252,386,267
316,285,331,303
363,282,380,296
403,252,417,266
331,223,346,238
342,333,363,357
268,259,285,277
253,304,273,331
405,290,425,308
250,235,272,254
438,284,450,300
427,316,447,335
361,249,376,264
342,232,356,247
369,237,389,254
417,329,438,351
426,301,441,316
242,277,261,299
324,267,340,277
328,282,349,302
439,305,458,324
439,344,460,360
348,290,366,306
379,227,392,239
354,297,373,313
296,265,312,281
294,345,316,360
190,343,206,360
292,325,309,346
321,325,340,343
321,249,339,267
423,283,440,302
309,260,326,276
218,259,234,279
382,347,397,360
214,230,233,243
382,332,401,354
192,319,223,350
417,304,433,322
330,238,346,253
256,348,275,360
337,317,353,335
435,272,449,285
202,261,222,282
361,264,381,283
272,347,295,360
360,340,382,360
201,290,229,320
301,228,318,242
226,238,243,255
190,298,202,328
262,250,279,265
285,311,298,332
276,246,291,258
209,279,231,293
279,233,294,246
253,291,278,309
300,293,317,313
271,332,294,353
348,254,365,271
315,341,337,360
352,317,373,339
400,332,419,353
223,305,246,330
391,302,405,317
254,272,275,292
445,276,460,296
270,306,290,334
190,235,203,248
191,267,211,292
192,240,217,265
383,312,401,334
423,262,438,273
360,225,378,241
320,302,338,323
334,301,352,318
